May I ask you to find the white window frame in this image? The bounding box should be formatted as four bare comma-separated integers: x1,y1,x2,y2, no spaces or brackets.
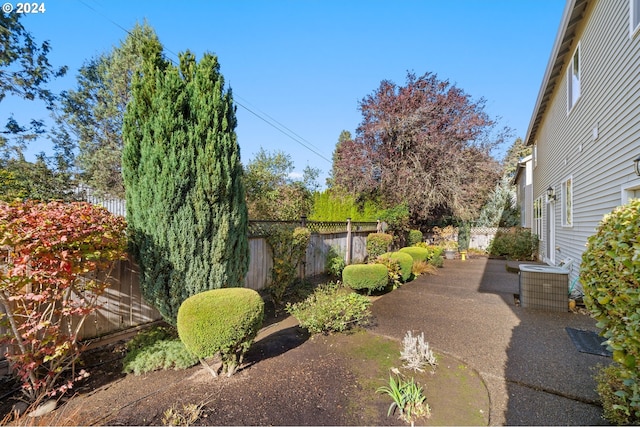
562,176,573,227
621,179,640,204
631,0,640,37
567,43,581,114
534,195,544,240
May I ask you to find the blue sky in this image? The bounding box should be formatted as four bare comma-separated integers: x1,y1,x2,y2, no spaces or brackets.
4,0,565,186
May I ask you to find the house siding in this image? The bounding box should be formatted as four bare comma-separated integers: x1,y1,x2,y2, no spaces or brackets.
529,0,640,285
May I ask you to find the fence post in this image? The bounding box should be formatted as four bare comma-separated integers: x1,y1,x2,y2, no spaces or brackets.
300,216,307,279
346,218,352,265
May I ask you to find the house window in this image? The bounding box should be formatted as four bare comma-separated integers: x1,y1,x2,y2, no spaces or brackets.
632,0,640,36
534,196,544,240
567,43,581,113
562,177,573,227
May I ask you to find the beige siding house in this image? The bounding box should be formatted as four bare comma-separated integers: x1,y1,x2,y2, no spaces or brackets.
522,0,640,286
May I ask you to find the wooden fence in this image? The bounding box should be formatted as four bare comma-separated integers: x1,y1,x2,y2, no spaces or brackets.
1,220,379,370
0,257,162,375
468,227,519,250
244,219,379,290
74,258,162,340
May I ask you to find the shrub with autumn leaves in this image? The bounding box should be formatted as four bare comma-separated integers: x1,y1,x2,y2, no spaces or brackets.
0,200,127,403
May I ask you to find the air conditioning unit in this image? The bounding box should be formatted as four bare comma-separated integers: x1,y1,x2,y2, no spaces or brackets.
519,265,569,312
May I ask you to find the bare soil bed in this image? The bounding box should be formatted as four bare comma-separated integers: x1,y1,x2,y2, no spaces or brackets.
1,322,489,426
1,283,490,426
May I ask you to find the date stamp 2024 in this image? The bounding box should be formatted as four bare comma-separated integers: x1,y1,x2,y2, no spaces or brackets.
2,2,46,14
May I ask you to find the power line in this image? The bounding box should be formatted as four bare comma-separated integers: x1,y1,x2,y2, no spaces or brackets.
77,0,332,165
233,98,331,163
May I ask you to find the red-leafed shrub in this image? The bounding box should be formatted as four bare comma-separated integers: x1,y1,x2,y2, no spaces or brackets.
0,200,127,402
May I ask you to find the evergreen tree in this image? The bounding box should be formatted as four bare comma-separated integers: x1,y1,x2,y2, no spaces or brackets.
474,137,528,227
122,50,249,324
56,22,161,198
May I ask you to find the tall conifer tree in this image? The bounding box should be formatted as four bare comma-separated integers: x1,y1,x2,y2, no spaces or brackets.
122,50,249,324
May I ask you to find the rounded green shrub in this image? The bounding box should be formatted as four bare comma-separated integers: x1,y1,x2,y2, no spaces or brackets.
177,288,264,376
399,246,430,263
366,232,393,260
342,263,389,293
408,229,423,246
379,251,414,282
580,199,640,423
488,228,539,260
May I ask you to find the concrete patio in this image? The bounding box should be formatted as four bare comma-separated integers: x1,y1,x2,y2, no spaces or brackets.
370,257,612,425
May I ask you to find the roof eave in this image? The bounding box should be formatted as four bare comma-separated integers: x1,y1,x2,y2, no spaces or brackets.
524,0,589,146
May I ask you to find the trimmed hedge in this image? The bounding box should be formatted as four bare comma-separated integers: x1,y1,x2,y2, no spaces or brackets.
379,252,414,282
342,263,389,293
399,246,430,263
488,228,538,260
177,288,264,376
580,199,640,423
367,232,393,260
408,229,423,246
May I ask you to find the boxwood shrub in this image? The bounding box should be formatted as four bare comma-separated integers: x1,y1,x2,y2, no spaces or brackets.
342,263,389,294
580,199,640,423
408,229,423,246
399,246,430,263
177,288,264,377
378,251,414,282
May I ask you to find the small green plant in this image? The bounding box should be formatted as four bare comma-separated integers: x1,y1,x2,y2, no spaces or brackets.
407,229,423,246
123,326,199,375
162,402,203,426
265,226,311,305
374,256,403,289
285,282,371,334
366,232,393,260
342,263,390,294
325,245,346,278
376,371,430,426
429,255,444,268
177,288,264,377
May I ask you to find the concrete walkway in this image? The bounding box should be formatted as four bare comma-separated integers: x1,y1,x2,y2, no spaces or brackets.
370,257,611,426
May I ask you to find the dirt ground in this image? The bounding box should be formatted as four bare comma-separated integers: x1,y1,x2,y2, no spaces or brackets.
0,295,490,426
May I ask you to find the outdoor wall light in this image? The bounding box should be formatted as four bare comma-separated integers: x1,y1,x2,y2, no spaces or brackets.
547,186,556,201
634,155,640,176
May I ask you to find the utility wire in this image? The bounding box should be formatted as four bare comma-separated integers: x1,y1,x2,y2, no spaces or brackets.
233,98,331,163
77,0,332,165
